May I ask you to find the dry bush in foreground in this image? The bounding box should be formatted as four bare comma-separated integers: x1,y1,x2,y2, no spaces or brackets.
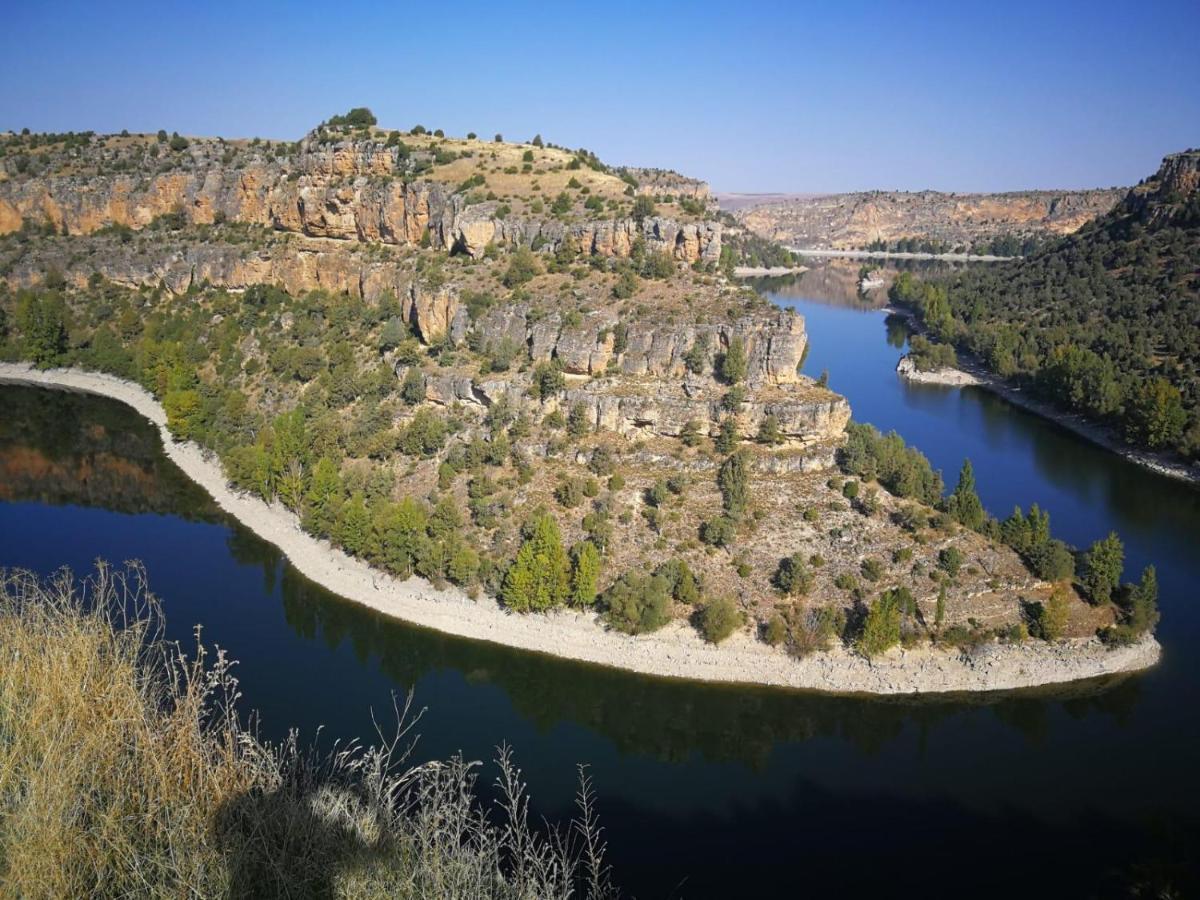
0,562,615,899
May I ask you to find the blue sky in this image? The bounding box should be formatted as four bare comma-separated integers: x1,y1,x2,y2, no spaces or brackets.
2,0,1196,193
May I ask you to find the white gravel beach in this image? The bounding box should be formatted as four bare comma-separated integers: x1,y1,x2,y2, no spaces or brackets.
0,362,1162,695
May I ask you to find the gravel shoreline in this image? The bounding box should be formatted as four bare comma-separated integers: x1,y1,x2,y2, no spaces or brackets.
0,363,1162,695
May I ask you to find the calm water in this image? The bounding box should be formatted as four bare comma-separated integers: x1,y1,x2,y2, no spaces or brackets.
2,282,1198,897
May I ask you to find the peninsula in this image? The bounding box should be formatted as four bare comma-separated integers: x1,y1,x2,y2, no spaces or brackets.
0,112,1162,692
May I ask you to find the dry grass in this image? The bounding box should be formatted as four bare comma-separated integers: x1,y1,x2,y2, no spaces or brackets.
0,563,616,899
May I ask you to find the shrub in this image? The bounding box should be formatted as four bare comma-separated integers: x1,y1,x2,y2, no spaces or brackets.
699,597,742,644
700,515,736,547
860,558,883,582
502,247,541,287
602,570,673,634
937,546,963,578
774,552,813,596
763,614,788,646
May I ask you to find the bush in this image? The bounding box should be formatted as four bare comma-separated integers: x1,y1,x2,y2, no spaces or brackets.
699,597,742,644
700,515,736,547
502,247,541,288
763,614,788,646
602,570,673,634
774,552,813,596
937,546,963,578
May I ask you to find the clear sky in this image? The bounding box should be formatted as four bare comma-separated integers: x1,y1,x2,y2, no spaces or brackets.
2,0,1196,193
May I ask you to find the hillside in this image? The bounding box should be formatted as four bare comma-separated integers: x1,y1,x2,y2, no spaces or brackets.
735,187,1125,254
891,150,1200,463
0,111,1152,674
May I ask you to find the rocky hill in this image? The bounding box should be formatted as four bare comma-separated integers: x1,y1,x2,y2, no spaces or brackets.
0,126,720,264
0,115,1124,667
735,187,1125,252
889,150,1200,463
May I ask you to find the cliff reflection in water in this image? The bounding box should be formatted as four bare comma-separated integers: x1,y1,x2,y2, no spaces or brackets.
0,385,220,520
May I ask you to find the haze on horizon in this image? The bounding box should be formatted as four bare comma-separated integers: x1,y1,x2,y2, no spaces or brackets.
1,0,1196,195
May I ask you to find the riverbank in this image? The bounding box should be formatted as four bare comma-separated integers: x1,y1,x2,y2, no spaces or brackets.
886,311,1200,486
0,363,1162,695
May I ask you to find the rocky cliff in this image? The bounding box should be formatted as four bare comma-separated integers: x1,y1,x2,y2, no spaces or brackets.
735,187,1125,250
0,128,721,264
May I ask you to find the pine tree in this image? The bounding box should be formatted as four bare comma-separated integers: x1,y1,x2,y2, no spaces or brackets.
1081,532,1124,604
503,514,570,611
718,450,752,520
934,584,946,630
1127,564,1159,633
337,492,371,557
570,541,601,607
949,459,985,530
721,336,748,384
304,456,342,536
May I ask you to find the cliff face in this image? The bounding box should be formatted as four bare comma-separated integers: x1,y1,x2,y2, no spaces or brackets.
1112,149,1200,227
0,131,721,264
734,187,1125,250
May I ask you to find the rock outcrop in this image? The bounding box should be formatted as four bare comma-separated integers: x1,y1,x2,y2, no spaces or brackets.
0,131,721,265
735,187,1125,250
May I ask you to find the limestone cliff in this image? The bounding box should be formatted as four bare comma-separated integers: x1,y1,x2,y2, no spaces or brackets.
734,187,1125,250
0,129,721,264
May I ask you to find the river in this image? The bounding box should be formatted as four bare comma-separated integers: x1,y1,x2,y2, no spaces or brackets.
1,275,1197,897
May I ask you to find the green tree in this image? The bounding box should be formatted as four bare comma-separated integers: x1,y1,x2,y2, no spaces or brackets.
1081,532,1124,605
1034,585,1070,640
570,541,601,607
717,450,752,519
631,195,656,220
304,456,342,536
1126,377,1187,450
15,293,68,367
948,459,985,530
1126,565,1159,634
503,514,571,612
721,336,748,384
714,418,739,454
163,389,203,440
601,569,673,634
502,247,541,288
447,544,480,586
937,546,963,578
337,492,371,556
699,597,742,644
857,591,902,657
774,552,813,596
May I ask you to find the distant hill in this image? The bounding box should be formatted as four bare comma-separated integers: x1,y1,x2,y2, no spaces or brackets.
736,187,1126,255
891,150,1200,460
